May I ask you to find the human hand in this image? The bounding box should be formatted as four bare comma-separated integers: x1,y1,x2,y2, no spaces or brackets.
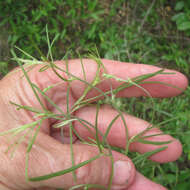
0,59,188,190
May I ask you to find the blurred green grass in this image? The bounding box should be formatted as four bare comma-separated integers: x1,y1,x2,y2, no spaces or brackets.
0,0,190,189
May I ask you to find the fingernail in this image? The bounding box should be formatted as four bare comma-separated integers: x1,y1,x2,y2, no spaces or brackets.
112,160,131,186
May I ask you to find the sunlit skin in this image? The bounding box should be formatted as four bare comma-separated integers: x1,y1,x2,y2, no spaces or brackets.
0,59,188,190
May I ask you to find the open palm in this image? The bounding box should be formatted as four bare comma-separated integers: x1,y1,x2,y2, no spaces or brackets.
0,59,187,190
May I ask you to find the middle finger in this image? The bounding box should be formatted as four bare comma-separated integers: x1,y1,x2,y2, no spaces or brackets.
72,105,182,163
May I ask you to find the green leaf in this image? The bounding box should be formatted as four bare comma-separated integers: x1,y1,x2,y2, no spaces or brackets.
133,147,167,165
27,125,41,153
175,1,184,11
0,120,40,136
29,154,103,181
171,13,186,22
103,114,120,141
95,103,103,153
178,21,190,31
53,119,78,128
137,139,172,145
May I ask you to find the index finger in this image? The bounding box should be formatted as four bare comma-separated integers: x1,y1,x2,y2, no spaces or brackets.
67,59,188,99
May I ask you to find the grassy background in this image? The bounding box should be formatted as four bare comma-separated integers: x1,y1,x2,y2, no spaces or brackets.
0,0,190,189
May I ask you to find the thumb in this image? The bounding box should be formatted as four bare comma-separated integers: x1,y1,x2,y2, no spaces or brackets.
0,132,135,190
